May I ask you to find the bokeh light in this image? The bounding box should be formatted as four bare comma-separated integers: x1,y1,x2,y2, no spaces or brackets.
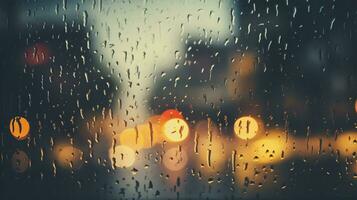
9,116,30,140
163,147,188,171
115,122,161,150
234,116,260,140
335,131,357,156
160,109,184,123
54,144,84,170
193,120,229,172
109,145,136,168
1,0,356,198
11,149,30,173
147,115,163,124
249,130,292,164
163,118,189,142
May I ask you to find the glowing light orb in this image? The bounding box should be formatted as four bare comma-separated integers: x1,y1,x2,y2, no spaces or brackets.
54,145,84,170
11,149,30,173
109,145,136,168
234,116,259,140
163,118,189,142
163,147,188,171
9,116,30,140
250,130,291,164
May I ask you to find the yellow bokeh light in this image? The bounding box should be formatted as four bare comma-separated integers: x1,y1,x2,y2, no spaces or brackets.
249,130,291,164
116,128,145,149
193,120,229,172
163,147,188,171
11,149,30,173
109,145,136,168
54,145,84,170
9,116,30,140
234,116,259,140
335,131,357,156
163,118,189,142
115,122,161,150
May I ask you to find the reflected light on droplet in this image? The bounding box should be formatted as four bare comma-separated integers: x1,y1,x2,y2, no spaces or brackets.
234,116,260,140
163,118,189,142
9,116,30,141
54,144,84,170
163,147,188,171
109,145,136,168
11,149,30,173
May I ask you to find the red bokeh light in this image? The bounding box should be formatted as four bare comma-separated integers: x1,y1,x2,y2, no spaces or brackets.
24,43,51,66
160,109,184,122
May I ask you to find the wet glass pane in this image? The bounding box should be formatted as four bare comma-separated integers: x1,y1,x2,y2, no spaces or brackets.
1,0,357,199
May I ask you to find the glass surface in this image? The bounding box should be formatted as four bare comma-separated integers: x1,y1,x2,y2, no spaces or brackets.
1,0,357,199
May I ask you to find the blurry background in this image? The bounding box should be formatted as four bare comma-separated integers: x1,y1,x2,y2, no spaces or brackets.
1,0,357,199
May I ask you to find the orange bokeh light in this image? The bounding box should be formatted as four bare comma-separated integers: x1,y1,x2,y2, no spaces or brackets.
160,109,184,123
9,116,30,140
54,144,84,170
